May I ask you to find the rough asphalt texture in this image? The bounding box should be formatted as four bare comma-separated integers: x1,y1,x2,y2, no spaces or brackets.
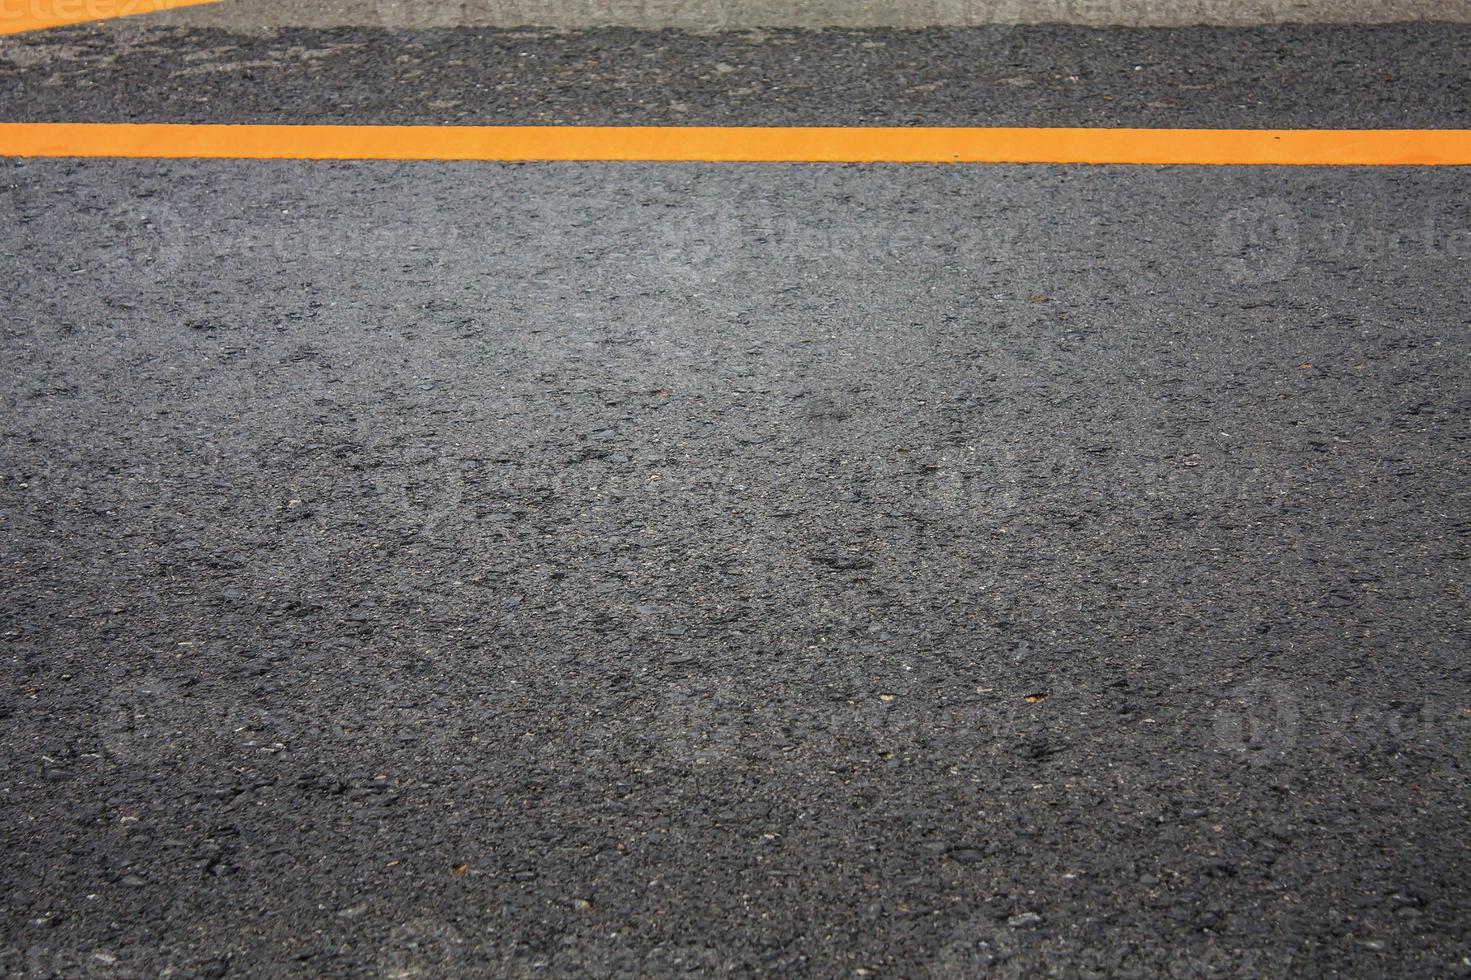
1,24,1469,127
3,25,1471,980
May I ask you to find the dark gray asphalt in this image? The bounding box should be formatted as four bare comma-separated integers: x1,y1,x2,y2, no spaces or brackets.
0,23,1469,126
3,24,1471,980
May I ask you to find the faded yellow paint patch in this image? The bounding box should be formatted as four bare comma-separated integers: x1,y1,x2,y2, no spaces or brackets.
0,0,221,35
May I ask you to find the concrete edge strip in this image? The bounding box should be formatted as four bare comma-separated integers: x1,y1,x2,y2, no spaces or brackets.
3,123,1471,164
8,0,1471,31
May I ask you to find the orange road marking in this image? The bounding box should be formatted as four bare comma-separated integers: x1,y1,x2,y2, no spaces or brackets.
0,0,220,35
1,123,1469,165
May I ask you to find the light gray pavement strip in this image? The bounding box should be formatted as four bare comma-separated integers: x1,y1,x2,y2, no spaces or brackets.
2,156,1469,975
125,0,1471,30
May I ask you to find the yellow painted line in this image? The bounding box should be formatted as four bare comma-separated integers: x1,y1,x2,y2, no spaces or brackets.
1,123,1470,165
0,0,220,35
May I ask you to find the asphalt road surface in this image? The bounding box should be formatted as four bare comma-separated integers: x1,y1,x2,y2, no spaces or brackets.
2,17,1470,980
